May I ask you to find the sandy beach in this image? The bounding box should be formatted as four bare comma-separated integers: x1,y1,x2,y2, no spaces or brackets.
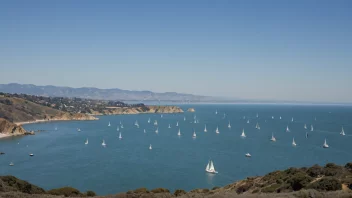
0,133,11,139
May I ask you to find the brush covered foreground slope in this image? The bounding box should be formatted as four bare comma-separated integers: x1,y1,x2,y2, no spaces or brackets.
0,163,351,198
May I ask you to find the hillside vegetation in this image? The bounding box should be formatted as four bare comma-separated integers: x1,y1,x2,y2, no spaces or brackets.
1,163,351,198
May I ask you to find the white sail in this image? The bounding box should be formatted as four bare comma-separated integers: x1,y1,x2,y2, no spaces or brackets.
215,110,218,115
228,121,231,129
160,114,163,118
209,160,215,171
272,116,274,119
119,132,122,139
168,124,171,129
205,160,217,173
304,124,307,129
117,126,120,131
311,125,314,131
323,139,329,148
205,161,210,171
121,124,124,129
85,138,88,145
176,121,179,127
215,126,220,134
292,138,296,146
178,129,181,136
144,129,146,133
280,116,282,120
149,144,152,150
193,131,196,138
184,117,186,121
247,120,250,124
340,127,345,136
204,125,207,132
241,129,246,138
108,122,111,127
256,113,259,118
77,128,81,132
154,120,158,126
271,133,276,141
102,139,106,146
291,117,294,122
148,118,151,123
286,126,290,132
155,128,159,134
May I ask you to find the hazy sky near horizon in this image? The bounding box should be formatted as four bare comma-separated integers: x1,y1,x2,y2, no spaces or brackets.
1,0,352,103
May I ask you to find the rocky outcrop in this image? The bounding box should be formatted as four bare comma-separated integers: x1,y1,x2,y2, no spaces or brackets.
50,113,98,121
187,108,195,112
90,106,184,115
0,118,26,137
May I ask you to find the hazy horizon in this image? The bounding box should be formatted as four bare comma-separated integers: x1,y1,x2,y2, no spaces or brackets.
1,1,351,103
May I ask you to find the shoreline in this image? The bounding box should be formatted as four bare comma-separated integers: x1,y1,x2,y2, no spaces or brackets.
14,118,98,126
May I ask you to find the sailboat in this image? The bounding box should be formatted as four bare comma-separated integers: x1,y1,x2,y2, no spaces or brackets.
155,128,159,134
340,127,345,136
102,140,106,147
228,121,231,129
77,128,81,132
304,124,307,129
241,129,246,138
215,126,220,134
177,129,181,136
168,124,171,129
280,116,282,120
286,126,290,132
9,162,14,166
160,114,163,118
255,122,259,129
245,153,252,157
204,125,207,132
85,138,88,145
323,139,329,148
119,132,122,139
271,133,276,142
154,120,158,126
149,144,152,150
108,122,111,127
121,124,124,129
291,117,294,122
116,126,120,131
247,120,250,124
184,116,186,121
272,116,274,119
292,138,297,146
144,129,146,133
148,118,151,123
215,110,218,115
205,160,218,174
311,125,314,132
193,130,196,138
176,121,179,127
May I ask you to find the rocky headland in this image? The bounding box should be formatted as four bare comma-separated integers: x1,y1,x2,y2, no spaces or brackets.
187,108,195,112
0,118,27,138
90,106,184,115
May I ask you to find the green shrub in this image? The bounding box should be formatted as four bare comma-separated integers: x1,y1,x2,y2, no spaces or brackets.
133,188,149,194
86,190,96,196
151,188,170,193
174,189,186,196
307,177,342,191
306,164,323,177
252,189,259,193
236,183,253,194
212,186,220,190
0,176,45,194
262,184,281,193
47,187,82,197
287,172,313,191
345,162,352,172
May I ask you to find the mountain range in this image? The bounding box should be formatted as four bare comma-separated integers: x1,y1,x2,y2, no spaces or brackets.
0,83,216,102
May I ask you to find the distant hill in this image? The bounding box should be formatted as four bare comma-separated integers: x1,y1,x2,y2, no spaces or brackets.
0,83,214,102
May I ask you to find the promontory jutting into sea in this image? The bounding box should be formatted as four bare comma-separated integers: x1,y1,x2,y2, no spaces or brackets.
0,91,351,195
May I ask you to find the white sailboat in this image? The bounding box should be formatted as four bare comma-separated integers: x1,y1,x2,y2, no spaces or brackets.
85,138,88,145
108,122,111,127
155,128,159,134
77,128,81,132
272,116,274,119
292,138,297,146
286,126,290,132
304,124,307,129
340,127,345,136
245,153,252,157
280,116,282,120
184,116,186,121
271,133,276,142
9,162,14,166
102,139,106,147
149,144,152,150
291,117,294,122
215,126,220,134
176,121,179,127
255,122,259,129
154,120,158,126
192,130,196,138
228,121,231,129
144,129,146,133
205,160,218,174
121,124,124,129
215,110,218,115
241,129,246,138
247,120,250,124
117,126,120,131
323,139,329,148
204,125,207,132
311,125,314,132
168,124,171,129
119,132,122,139
160,114,163,118
148,118,151,123
177,128,181,136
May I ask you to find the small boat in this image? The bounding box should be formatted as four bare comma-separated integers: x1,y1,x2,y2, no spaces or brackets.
85,138,88,145
177,129,181,136
77,128,81,132
204,125,207,132
154,120,158,126
228,121,231,129
292,138,297,147
119,132,122,139
9,162,14,166
149,144,152,150
215,126,220,134
215,110,218,115
102,140,106,147
241,129,246,138
116,126,120,131
121,124,124,129
270,133,276,142
176,121,179,127
155,128,159,134
245,153,251,157
144,129,146,133
193,130,197,138
205,160,218,174
108,122,111,127
340,127,345,136
255,122,259,129
280,116,282,120
291,117,294,122
323,139,329,148
29,153,34,156
304,124,307,129
311,125,314,132
272,116,274,119
247,120,250,124
286,126,290,132
148,118,151,123
184,116,186,121
168,124,171,129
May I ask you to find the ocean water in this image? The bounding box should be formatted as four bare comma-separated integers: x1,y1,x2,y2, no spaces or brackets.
1,104,352,195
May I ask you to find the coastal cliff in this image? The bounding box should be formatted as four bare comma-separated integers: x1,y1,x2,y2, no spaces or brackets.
91,106,184,115
0,118,26,137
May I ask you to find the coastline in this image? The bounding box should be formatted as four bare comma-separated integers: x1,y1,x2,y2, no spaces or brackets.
14,118,99,126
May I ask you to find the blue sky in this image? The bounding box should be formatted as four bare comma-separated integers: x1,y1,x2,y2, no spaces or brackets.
0,0,351,102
